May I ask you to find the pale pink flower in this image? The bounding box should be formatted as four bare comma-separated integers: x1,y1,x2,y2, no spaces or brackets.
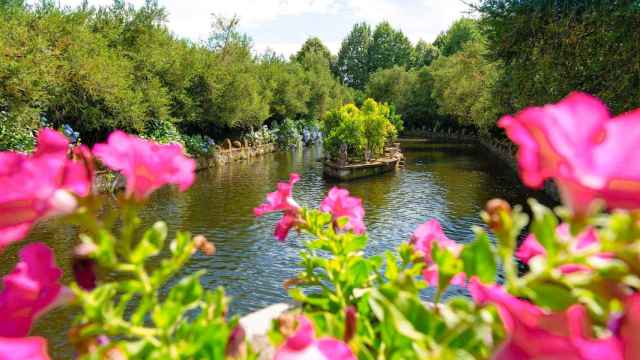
469,277,624,360
320,187,366,234
275,316,356,360
410,220,465,287
0,243,69,338
93,131,195,200
0,129,92,250
0,337,50,360
254,173,301,241
499,92,640,213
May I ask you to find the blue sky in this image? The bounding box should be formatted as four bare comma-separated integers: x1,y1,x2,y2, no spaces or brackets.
47,0,473,56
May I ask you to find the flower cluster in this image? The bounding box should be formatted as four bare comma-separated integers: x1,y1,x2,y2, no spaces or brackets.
0,129,197,358
260,93,640,359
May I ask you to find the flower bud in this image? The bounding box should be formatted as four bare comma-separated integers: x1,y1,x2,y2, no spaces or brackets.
72,243,97,291
485,198,512,231
193,235,216,256
283,277,304,290
225,325,247,359
344,306,357,342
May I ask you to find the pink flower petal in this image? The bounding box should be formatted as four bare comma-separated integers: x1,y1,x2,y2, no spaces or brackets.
469,277,623,360
0,337,50,360
500,92,640,212
93,131,195,200
320,187,366,234
0,243,66,337
515,234,545,264
0,130,91,251
275,316,355,360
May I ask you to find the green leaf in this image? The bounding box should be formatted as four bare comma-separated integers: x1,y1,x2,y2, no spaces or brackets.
529,199,558,257
167,270,205,306
432,243,463,291
461,230,496,284
528,282,576,311
130,221,167,264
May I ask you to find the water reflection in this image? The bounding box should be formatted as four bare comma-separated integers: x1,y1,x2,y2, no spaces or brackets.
0,140,552,358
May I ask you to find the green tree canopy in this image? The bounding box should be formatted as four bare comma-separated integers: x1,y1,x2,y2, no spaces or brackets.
367,21,413,72
412,40,440,68
433,18,481,57
336,22,371,89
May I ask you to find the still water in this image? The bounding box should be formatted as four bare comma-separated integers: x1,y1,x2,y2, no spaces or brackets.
1,140,550,357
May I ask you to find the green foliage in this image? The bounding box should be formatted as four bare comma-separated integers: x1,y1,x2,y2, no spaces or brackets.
430,39,501,130
0,111,37,151
273,118,302,148
368,21,414,73
70,197,243,359
412,40,440,68
366,66,416,118
323,99,399,160
294,37,332,67
433,18,482,57
478,0,640,115
0,2,350,150
336,22,372,89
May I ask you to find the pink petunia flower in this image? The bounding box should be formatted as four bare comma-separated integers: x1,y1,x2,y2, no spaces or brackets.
275,316,356,360
410,219,465,287
0,243,70,338
320,187,366,234
254,173,301,241
515,224,607,274
499,92,640,213
0,337,50,360
0,129,92,251
469,277,624,360
93,131,195,200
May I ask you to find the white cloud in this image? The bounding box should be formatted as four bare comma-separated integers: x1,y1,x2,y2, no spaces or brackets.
31,0,471,55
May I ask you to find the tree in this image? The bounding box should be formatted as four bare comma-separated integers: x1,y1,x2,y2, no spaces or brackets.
412,40,439,68
433,18,481,57
478,0,640,115
430,39,501,130
367,21,413,72
294,37,332,66
366,66,415,117
336,22,371,89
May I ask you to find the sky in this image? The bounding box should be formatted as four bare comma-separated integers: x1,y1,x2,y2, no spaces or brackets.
46,0,473,56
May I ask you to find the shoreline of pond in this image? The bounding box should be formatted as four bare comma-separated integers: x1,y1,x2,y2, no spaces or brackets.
398,134,561,202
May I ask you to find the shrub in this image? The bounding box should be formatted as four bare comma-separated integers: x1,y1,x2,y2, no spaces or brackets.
323,99,399,161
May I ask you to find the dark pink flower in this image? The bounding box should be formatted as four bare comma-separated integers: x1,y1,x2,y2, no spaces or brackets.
93,131,195,200
469,277,624,360
254,173,300,216
254,174,301,241
275,316,356,360
500,92,640,212
0,337,50,360
320,187,366,234
0,129,92,251
516,224,604,273
0,243,70,337
410,220,465,287
620,294,640,359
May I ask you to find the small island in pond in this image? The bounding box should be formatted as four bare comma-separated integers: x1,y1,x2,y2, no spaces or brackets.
322,99,404,180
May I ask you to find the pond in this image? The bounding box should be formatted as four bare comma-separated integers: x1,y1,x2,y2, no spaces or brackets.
1,139,552,357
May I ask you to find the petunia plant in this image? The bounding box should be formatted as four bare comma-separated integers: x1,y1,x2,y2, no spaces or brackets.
0,130,249,359
257,92,640,359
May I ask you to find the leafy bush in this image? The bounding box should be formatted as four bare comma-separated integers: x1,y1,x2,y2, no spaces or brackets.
181,134,215,157
0,111,37,151
273,118,302,149
323,99,399,161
